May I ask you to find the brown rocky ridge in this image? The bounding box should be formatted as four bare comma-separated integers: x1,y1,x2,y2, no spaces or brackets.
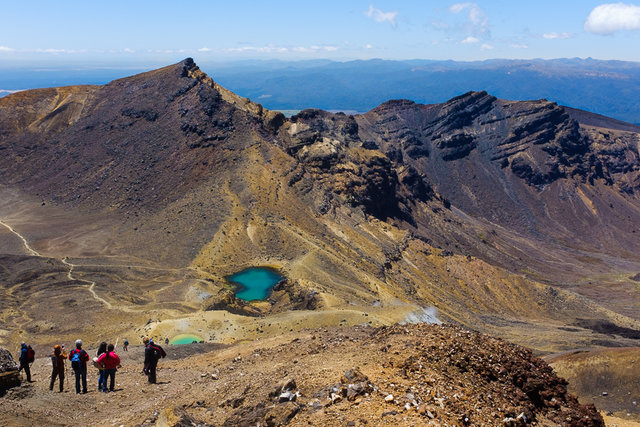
0,324,604,426
0,58,639,423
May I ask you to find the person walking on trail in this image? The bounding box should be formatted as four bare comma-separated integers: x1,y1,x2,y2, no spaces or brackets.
18,342,34,382
49,345,67,392
122,338,129,352
95,342,107,392
143,337,166,384
68,339,90,394
97,343,121,392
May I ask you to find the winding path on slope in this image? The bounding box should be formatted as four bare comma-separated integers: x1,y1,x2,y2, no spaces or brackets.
0,219,112,308
61,257,112,309
0,220,41,256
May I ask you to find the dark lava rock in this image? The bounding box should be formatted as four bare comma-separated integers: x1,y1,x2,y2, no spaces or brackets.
0,348,20,393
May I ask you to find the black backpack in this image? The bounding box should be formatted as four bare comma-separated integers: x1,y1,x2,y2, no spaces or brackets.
150,344,166,360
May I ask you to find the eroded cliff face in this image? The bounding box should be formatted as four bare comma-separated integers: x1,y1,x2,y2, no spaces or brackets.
357,91,639,199
351,91,640,266
278,108,435,221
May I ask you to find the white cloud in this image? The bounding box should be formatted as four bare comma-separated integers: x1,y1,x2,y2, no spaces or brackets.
450,3,467,14
123,48,135,53
0,46,14,52
293,45,338,53
450,2,489,35
198,47,211,52
365,4,398,27
481,43,494,50
33,48,86,54
227,46,289,53
154,49,187,54
364,43,373,49
461,36,480,44
585,3,640,34
542,32,574,39
510,43,529,49
226,45,338,54
431,20,450,30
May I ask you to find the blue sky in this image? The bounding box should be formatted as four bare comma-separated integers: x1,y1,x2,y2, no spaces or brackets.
1,1,640,66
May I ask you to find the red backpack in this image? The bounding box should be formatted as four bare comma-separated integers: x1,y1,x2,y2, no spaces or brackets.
26,346,35,363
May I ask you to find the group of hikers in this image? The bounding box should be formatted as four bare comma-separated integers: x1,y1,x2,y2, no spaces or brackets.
18,337,167,394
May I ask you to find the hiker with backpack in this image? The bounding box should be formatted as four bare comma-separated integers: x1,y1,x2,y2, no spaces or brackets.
94,342,107,392
97,343,121,392
143,337,166,384
18,342,34,382
49,345,67,392
68,339,90,394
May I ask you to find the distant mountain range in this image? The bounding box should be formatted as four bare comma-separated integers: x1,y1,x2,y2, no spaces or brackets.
2,57,639,124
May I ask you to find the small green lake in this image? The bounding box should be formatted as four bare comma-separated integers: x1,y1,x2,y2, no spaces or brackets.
228,267,283,301
170,334,203,345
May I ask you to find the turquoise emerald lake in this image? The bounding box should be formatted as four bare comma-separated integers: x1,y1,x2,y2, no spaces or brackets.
228,267,283,301
170,334,203,345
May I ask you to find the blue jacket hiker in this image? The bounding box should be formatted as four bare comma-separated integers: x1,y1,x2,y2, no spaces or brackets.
68,339,90,394
18,342,34,382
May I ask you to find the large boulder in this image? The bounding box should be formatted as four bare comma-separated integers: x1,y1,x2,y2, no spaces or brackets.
0,347,20,393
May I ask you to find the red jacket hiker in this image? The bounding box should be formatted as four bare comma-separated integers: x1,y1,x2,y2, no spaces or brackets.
97,351,121,370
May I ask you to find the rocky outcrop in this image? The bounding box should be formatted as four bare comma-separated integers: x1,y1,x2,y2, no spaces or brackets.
203,289,262,317
268,280,320,313
280,108,441,220
281,109,405,219
0,348,20,393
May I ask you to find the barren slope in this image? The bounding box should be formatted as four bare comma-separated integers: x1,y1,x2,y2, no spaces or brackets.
0,324,604,426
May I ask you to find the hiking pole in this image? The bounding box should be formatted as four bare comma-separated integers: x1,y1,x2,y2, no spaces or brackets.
65,360,69,390
65,346,70,391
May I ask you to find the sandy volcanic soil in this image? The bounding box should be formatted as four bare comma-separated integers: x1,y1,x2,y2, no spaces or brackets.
0,323,604,427
548,347,640,423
